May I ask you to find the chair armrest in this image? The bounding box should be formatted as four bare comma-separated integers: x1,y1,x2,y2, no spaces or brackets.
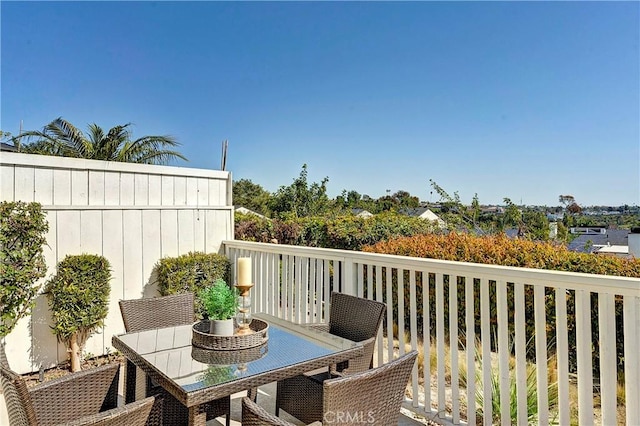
61,396,158,426
332,336,377,375
29,363,120,424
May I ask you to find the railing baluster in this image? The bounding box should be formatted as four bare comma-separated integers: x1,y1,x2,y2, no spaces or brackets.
386,266,394,364
480,277,492,426
436,272,446,418
398,268,406,356
598,293,616,426
465,275,476,426
497,280,510,426
555,287,570,426
576,289,594,424
375,264,384,368
449,274,459,423
410,270,419,407
514,282,526,425
534,284,549,426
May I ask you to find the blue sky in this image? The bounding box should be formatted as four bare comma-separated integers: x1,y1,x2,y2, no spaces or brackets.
2,1,638,207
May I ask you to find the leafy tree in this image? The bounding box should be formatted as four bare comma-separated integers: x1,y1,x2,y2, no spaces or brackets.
16,117,187,165
270,164,330,218
233,179,272,216
502,197,523,232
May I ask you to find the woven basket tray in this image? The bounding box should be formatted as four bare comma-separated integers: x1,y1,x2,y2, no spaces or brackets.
192,319,269,350
192,342,268,364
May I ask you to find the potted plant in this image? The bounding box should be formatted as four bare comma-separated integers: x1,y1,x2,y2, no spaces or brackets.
199,278,238,336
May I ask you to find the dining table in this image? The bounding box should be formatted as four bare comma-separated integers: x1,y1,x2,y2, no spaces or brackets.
111,312,364,426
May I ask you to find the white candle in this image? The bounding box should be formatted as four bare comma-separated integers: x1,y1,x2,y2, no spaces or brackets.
237,257,252,285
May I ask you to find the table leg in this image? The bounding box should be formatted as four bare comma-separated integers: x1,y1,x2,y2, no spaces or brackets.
124,359,137,403
188,404,207,426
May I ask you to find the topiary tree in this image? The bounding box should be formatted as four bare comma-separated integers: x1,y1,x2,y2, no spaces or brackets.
45,254,112,372
0,201,49,338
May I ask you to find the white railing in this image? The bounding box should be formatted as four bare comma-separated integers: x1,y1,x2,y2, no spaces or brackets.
223,240,640,426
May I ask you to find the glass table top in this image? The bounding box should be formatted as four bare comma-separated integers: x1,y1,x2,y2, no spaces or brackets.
114,313,358,394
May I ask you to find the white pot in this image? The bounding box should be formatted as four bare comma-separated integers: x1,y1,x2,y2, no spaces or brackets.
210,319,235,336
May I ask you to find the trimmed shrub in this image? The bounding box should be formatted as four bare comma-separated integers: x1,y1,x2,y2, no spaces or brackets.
45,254,112,372
154,251,231,316
0,201,49,337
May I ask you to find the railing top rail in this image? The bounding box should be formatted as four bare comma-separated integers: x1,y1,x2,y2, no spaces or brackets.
223,240,640,296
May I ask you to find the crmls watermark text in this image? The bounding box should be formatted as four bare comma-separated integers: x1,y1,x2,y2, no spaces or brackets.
323,410,376,424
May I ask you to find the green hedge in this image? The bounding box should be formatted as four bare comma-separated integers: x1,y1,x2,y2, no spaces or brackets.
363,232,640,378
234,212,439,250
154,251,230,316
0,201,49,337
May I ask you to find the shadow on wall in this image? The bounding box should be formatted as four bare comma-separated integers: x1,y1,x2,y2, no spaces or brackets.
28,294,63,370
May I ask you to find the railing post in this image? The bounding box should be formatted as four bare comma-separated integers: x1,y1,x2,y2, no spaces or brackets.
342,256,357,295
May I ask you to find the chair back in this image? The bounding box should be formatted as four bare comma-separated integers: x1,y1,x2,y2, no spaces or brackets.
119,292,195,332
328,292,385,343
241,397,296,426
0,344,38,426
322,350,418,425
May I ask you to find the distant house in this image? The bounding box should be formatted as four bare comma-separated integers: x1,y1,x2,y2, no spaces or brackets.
0,143,18,152
351,208,373,218
567,227,630,257
400,207,446,228
235,206,269,220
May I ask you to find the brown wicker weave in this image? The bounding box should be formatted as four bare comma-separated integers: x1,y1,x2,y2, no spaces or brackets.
253,351,418,425
275,292,386,422
0,343,161,426
118,293,231,426
241,397,297,426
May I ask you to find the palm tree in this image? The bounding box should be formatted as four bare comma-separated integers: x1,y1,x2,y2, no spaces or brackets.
16,117,187,165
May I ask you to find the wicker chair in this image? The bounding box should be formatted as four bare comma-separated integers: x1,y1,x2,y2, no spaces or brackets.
275,292,386,422
118,292,231,426
246,351,418,425
0,344,161,426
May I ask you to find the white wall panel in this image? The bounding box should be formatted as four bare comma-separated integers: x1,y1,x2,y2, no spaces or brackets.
174,176,187,205
148,175,162,205
53,169,71,205
122,210,143,299
141,210,162,297
14,166,34,201
120,173,135,205
197,178,209,206
186,177,198,205
71,170,88,205
160,210,179,258
88,171,105,205
34,168,54,204
0,164,15,200
134,174,149,206
178,210,195,253
161,175,174,205
104,172,120,206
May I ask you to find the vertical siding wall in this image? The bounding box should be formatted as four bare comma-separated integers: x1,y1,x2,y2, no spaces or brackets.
0,152,233,374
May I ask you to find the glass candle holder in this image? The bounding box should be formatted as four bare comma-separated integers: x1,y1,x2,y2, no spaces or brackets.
235,283,254,335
